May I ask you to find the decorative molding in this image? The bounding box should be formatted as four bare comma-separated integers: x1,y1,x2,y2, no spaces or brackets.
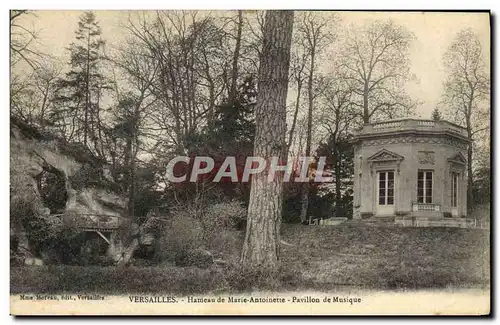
447,152,466,165
448,152,467,172
418,151,435,165
367,149,404,162
367,149,404,175
363,136,468,150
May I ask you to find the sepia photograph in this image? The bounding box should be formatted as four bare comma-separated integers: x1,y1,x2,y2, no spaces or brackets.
9,9,491,316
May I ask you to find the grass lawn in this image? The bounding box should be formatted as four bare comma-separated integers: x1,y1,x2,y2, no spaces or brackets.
11,224,490,294
280,224,490,290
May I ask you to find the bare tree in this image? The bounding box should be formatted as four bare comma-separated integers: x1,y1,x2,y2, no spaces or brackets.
126,11,233,152
10,10,55,126
32,60,63,129
340,20,415,123
10,58,62,128
241,10,294,271
318,73,359,215
240,11,265,76
286,22,308,154
441,28,490,212
229,11,244,105
10,10,43,70
107,38,160,217
294,12,335,223
10,74,38,122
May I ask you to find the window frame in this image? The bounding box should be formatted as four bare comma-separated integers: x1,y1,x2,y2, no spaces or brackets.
377,170,395,206
451,172,459,208
417,170,434,204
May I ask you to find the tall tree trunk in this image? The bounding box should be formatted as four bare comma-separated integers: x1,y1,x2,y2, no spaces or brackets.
124,136,132,188
84,28,91,147
126,107,141,218
241,10,294,271
287,79,302,154
95,86,105,158
467,144,473,213
229,10,243,105
39,85,49,130
363,81,369,124
299,47,315,223
128,155,136,218
334,147,342,216
466,113,473,213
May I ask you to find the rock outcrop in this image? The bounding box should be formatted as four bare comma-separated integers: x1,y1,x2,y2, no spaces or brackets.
10,118,128,261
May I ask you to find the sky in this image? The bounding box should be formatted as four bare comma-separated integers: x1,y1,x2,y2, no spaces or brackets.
14,10,491,119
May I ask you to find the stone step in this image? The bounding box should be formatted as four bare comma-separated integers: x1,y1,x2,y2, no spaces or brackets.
345,216,396,226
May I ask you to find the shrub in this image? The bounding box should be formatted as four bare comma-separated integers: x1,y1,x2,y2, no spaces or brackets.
77,239,109,266
155,200,246,265
155,215,204,263
175,248,214,268
200,200,246,242
208,229,243,263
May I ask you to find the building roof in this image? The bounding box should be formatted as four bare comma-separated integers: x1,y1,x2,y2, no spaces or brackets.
352,119,470,143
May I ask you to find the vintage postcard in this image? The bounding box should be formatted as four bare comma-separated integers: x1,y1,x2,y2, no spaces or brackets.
10,10,491,316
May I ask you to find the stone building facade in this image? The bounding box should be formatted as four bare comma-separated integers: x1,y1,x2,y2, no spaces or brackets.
352,119,470,220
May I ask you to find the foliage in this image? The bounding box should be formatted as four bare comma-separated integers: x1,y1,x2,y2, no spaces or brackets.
52,11,110,155
283,182,353,223
431,108,442,121
471,146,490,207
37,169,68,213
77,237,115,266
155,214,203,263
200,200,247,239
13,207,83,264
155,199,246,265
183,77,257,200
441,28,490,211
175,248,214,268
442,28,489,131
313,136,354,218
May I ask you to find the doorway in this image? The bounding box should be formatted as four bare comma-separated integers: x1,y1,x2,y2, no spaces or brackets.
376,170,395,215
